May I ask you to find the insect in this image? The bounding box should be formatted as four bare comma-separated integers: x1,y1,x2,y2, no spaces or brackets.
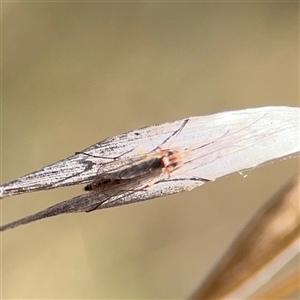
83,147,193,212
81,119,199,210
83,119,191,190
84,147,190,192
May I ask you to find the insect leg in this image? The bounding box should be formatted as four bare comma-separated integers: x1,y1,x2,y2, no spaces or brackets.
151,119,189,152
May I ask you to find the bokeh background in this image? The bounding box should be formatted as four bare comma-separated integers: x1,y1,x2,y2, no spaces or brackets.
2,2,299,299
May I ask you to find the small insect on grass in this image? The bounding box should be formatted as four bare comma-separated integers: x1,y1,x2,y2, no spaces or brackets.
84,148,191,191
78,119,209,210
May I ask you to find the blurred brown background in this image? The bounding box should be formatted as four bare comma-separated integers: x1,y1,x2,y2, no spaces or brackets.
2,2,299,299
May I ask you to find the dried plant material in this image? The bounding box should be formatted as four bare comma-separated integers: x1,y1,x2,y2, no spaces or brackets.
1,106,299,231
189,175,300,299
253,267,299,299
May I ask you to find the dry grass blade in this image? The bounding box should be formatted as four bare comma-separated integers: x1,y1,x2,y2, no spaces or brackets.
1,106,299,231
189,175,300,299
253,267,299,299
